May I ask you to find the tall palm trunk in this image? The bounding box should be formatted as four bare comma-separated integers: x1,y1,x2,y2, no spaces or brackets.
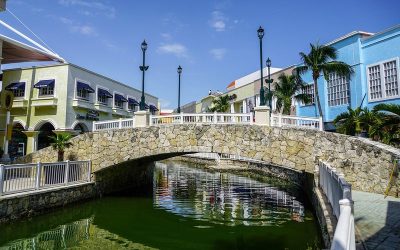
313,78,324,130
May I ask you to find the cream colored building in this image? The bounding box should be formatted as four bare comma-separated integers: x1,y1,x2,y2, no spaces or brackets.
0,63,158,158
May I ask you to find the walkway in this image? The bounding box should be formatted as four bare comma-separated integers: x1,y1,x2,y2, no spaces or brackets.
353,191,400,249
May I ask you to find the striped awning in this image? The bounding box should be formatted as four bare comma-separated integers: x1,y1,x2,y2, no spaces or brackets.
98,88,113,98
5,82,25,90
77,81,95,93
128,98,139,105
34,79,55,88
114,93,127,102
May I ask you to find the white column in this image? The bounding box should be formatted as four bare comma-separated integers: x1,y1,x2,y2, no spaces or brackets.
256,95,260,107
230,102,235,113
242,100,247,113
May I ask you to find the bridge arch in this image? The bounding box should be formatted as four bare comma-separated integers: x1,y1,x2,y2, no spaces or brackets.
21,124,400,195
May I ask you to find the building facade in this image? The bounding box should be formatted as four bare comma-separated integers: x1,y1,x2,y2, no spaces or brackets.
0,63,158,158
296,25,400,129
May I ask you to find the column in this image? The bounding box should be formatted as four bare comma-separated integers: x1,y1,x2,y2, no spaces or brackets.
23,131,39,155
256,95,260,107
242,100,247,113
254,106,270,126
230,102,235,113
134,110,150,127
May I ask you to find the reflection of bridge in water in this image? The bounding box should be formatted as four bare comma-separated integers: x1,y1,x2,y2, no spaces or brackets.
154,162,305,226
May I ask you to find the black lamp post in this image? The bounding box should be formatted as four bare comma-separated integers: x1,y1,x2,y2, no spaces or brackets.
177,65,182,113
266,57,272,111
139,40,149,110
257,26,265,106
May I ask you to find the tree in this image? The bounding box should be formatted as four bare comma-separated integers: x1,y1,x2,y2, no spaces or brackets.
295,44,354,129
333,107,364,136
272,73,312,115
50,134,73,161
372,103,400,145
208,95,230,113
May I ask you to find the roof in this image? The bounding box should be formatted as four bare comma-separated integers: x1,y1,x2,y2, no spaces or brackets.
325,31,374,46
227,81,235,89
0,34,65,64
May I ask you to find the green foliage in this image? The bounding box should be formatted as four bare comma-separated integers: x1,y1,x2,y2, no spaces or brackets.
49,134,73,161
334,104,400,147
272,73,312,115
296,43,354,128
208,95,230,113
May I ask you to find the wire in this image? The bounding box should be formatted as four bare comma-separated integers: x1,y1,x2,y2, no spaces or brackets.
6,8,57,54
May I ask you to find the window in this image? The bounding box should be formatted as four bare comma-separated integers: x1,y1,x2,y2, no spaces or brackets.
301,84,315,105
368,59,399,101
39,86,54,96
327,73,350,106
98,94,107,105
13,88,25,98
77,88,90,100
115,99,124,109
128,103,136,111
97,88,111,105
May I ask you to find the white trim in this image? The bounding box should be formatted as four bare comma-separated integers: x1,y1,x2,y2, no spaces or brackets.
12,119,27,130
35,77,56,99
112,90,127,110
5,78,28,100
96,85,110,106
367,57,400,102
74,78,94,103
71,120,91,132
32,119,58,131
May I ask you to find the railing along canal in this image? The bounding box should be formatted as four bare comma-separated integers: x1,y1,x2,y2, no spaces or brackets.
318,160,355,250
150,113,253,125
93,118,135,131
0,160,92,196
271,114,323,131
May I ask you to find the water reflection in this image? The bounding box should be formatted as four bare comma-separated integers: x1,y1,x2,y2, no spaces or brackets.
154,161,305,226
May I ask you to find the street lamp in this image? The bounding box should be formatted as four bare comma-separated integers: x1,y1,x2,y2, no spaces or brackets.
257,26,265,106
266,57,272,111
139,40,149,110
177,65,182,113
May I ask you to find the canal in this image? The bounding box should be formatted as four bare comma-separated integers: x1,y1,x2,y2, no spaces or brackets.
0,160,322,249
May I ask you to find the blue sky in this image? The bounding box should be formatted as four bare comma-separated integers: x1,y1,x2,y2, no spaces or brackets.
1,0,399,109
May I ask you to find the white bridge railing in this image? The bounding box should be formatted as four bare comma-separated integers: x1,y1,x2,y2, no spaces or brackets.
93,118,135,131
0,160,92,196
318,161,355,250
271,114,323,131
150,113,253,125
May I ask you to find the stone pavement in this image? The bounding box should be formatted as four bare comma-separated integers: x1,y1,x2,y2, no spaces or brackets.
353,190,400,249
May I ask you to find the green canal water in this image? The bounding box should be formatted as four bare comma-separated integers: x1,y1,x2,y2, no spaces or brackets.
0,161,322,249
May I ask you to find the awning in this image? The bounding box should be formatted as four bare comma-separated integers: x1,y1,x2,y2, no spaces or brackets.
98,88,113,98
77,81,95,93
128,98,139,105
149,104,159,111
144,103,149,109
34,79,55,88
114,93,127,102
5,82,25,90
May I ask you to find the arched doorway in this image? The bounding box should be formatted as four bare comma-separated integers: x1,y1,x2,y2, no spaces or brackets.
73,123,89,135
37,122,56,150
9,123,27,158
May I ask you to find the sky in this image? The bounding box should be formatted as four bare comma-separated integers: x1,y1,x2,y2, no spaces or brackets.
1,0,399,109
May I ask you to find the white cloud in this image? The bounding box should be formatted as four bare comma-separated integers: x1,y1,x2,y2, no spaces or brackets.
72,25,97,36
157,43,188,58
209,11,227,32
161,33,173,41
210,48,227,60
159,98,172,109
58,0,116,19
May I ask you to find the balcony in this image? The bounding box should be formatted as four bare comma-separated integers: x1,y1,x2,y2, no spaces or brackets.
72,98,94,110
112,107,128,116
31,97,58,107
12,98,28,108
94,102,112,113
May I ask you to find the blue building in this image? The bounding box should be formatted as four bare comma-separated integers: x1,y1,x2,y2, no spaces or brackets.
296,24,400,130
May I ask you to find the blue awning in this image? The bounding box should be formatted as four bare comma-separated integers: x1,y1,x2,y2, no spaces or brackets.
98,88,113,98
128,98,139,105
34,79,55,88
144,103,149,109
77,81,95,93
114,93,127,102
149,104,159,111
5,82,25,90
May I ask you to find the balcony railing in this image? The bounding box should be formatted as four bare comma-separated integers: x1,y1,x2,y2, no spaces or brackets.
271,114,323,131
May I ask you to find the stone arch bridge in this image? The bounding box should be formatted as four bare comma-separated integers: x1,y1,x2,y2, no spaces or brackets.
21,124,400,194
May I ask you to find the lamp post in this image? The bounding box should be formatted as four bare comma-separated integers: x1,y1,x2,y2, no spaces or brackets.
266,57,272,111
257,26,265,106
177,65,182,113
139,40,149,110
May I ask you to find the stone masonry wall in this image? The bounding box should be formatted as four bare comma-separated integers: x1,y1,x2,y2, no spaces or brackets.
18,124,400,195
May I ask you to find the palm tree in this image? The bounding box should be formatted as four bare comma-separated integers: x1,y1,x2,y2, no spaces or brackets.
50,134,73,161
296,44,354,129
209,95,230,113
272,73,312,115
334,107,364,136
372,103,400,145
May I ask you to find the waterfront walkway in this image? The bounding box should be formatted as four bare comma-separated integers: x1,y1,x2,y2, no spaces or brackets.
353,191,400,249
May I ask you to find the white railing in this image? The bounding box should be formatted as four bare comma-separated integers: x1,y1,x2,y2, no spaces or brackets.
92,118,134,131
271,114,323,131
318,161,355,250
150,113,253,125
0,160,92,196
